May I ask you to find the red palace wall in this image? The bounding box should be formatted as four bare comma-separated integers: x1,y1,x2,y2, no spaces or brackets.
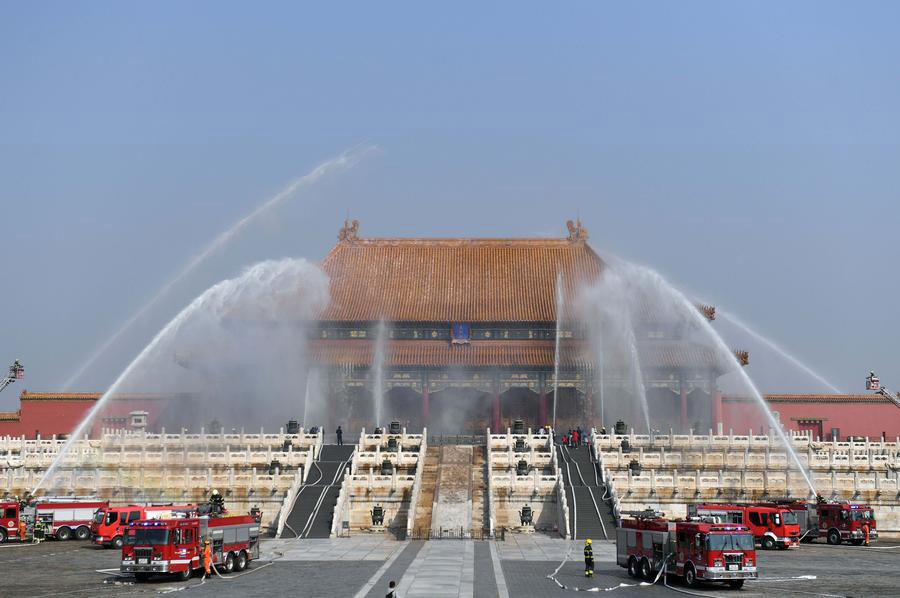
0,399,96,438
0,394,178,439
722,397,900,441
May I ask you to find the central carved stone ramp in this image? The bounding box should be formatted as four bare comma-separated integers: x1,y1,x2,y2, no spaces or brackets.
430,446,474,535
412,446,440,532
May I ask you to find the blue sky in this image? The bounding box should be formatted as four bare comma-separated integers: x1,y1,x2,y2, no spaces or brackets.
1,2,898,406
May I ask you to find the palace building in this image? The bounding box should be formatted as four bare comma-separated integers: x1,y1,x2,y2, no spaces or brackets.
305,219,737,434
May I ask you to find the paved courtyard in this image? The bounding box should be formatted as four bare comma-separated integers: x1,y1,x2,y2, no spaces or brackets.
2,534,900,597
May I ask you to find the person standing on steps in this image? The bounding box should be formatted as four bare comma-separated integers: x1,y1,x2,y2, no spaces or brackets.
336,425,343,446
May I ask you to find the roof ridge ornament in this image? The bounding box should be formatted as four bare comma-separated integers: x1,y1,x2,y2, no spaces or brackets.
339,218,360,242
566,219,588,244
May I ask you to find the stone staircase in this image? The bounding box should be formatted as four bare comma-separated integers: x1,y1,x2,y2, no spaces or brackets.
557,443,612,540
412,446,440,532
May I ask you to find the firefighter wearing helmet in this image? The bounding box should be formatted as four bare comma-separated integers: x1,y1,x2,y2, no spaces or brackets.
584,538,593,577
209,489,225,516
203,538,212,576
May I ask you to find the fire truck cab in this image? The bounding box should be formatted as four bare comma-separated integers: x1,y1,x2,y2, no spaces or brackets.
121,514,260,582
689,504,800,550
91,505,196,549
617,515,757,589
0,501,22,543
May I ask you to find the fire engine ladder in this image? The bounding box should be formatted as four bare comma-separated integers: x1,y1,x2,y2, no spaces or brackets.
0,361,24,394
556,443,610,540
280,444,355,539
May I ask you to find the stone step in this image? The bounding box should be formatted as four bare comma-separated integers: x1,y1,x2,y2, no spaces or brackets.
412,446,441,531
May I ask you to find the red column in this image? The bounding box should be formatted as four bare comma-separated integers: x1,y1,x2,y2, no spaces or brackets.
492,390,502,432
422,387,429,428
538,391,548,428
679,378,688,432
711,387,723,431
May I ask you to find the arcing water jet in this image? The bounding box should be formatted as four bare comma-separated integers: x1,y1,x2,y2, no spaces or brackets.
621,263,818,496
61,143,376,391
35,258,329,493
719,310,843,394
552,272,563,431
372,320,388,428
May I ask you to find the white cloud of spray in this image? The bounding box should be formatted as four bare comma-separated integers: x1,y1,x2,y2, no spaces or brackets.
36,258,329,492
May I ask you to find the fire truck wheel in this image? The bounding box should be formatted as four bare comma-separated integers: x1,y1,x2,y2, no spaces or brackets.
112,536,124,549
761,536,776,550
827,530,841,545
175,567,191,581
684,564,698,588
75,526,90,540
134,573,151,583
627,557,638,578
639,558,652,580
236,551,248,571
0,529,6,543
728,580,744,590
57,527,72,541
224,552,235,573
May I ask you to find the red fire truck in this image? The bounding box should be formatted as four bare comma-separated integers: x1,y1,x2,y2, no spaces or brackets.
688,504,801,550
121,514,260,582
763,499,877,545
91,505,196,549
616,514,757,589
0,499,108,542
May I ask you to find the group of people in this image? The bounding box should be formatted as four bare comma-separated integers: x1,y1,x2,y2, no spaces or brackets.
561,427,585,448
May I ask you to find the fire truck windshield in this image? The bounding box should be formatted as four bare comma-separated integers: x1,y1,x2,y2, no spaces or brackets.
125,529,169,545
707,533,754,551
93,511,105,524
782,511,798,524
850,510,873,521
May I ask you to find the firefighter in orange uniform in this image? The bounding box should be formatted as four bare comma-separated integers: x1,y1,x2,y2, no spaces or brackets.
203,539,212,576
863,523,870,547
18,519,27,542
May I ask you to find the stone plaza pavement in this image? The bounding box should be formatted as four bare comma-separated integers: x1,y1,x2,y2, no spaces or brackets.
259,534,616,598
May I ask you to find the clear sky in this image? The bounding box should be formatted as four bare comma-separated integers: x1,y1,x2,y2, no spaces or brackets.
2,2,898,407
